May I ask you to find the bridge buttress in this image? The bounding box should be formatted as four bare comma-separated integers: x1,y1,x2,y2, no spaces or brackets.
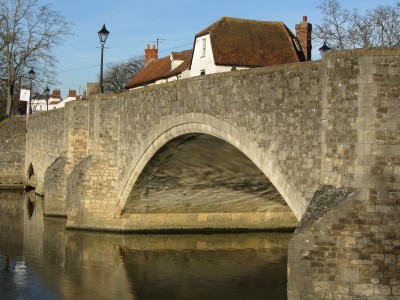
288,50,400,299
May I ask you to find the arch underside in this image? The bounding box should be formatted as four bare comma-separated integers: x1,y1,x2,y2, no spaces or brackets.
118,114,306,224
124,134,292,216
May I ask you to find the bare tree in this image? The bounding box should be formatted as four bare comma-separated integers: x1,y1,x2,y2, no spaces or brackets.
314,0,355,50
102,56,144,93
0,0,72,116
314,0,400,50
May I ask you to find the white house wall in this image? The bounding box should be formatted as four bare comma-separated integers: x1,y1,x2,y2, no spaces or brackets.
190,34,217,77
190,34,249,77
31,99,48,113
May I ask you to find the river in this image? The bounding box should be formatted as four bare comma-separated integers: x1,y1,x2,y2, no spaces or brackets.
0,190,291,300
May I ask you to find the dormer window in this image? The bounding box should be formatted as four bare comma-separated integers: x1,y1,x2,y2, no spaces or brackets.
201,38,206,57
293,38,302,52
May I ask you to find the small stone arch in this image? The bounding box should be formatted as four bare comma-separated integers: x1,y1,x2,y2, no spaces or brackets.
26,163,37,188
117,113,306,220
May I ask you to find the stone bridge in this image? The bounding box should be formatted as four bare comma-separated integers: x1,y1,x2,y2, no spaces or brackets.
22,49,400,298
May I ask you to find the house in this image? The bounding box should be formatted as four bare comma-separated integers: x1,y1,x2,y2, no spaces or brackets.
29,89,82,113
31,93,49,113
47,89,63,108
30,89,62,113
125,45,192,90
49,90,81,109
190,16,311,76
126,16,312,90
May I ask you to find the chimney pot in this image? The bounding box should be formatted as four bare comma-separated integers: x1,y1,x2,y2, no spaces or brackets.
303,16,307,22
144,43,158,64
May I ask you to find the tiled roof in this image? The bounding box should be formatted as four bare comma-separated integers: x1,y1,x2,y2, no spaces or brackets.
193,16,303,67
48,101,61,105
171,50,192,61
126,49,192,89
166,50,193,78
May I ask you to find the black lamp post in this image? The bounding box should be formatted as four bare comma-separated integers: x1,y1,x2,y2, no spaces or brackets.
44,86,50,111
319,41,331,57
98,24,110,93
28,68,35,115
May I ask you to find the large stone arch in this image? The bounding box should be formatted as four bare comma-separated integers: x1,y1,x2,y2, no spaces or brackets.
118,113,306,220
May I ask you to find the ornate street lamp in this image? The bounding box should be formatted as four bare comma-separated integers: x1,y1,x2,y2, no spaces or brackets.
98,24,110,93
44,86,50,111
319,41,331,57
28,68,35,115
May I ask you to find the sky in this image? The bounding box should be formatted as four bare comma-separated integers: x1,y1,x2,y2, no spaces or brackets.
45,0,399,98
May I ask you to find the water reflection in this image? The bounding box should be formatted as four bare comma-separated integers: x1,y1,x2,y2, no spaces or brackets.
0,191,291,300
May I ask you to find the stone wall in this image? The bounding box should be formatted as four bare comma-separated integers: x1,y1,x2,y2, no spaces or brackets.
15,48,400,298
43,101,89,216
65,61,323,230
25,108,66,195
0,116,26,188
288,50,400,299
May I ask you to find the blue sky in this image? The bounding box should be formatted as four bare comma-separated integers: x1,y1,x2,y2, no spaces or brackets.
48,0,399,97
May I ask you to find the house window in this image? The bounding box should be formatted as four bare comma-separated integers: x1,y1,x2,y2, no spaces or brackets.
200,70,206,76
293,38,302,52
201,38,206,57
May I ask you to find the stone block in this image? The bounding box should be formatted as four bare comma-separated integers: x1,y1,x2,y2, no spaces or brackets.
337,236,356,248
373,284,392,296
340,267,360,283
352,283,374,296
392,285,400,296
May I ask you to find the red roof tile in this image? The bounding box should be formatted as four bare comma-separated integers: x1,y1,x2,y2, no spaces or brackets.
126,49,192,89
193,17,303,67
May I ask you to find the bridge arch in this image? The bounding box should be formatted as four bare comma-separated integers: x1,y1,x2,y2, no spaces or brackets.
118,113,305,220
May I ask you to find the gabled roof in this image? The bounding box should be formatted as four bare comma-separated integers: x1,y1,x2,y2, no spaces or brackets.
126,49,192,89
166,50,193,78
171,50,192,61
192,16,304,67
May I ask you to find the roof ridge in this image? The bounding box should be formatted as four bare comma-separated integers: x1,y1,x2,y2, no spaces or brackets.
195,16,283,38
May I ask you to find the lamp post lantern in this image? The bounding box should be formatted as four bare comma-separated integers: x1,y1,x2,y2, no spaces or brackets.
98,24,110,93
44,86,50,111
28,68,35,115
319,41,331,57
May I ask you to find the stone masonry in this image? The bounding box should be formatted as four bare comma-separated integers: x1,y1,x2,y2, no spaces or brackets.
0,116,26,188
12,48,400,298
288,50,400,299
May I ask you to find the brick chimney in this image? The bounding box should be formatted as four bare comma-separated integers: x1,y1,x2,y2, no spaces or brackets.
295,16,312,61
52,89,61,99
145,44,158,64
68,90,77,98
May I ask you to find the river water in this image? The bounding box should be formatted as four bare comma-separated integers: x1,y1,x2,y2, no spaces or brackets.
0,191,291,300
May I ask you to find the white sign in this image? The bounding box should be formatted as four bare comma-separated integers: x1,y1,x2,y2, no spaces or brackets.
20,89,30,102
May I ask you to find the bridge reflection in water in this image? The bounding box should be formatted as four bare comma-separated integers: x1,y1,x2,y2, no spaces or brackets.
0,191,291,300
